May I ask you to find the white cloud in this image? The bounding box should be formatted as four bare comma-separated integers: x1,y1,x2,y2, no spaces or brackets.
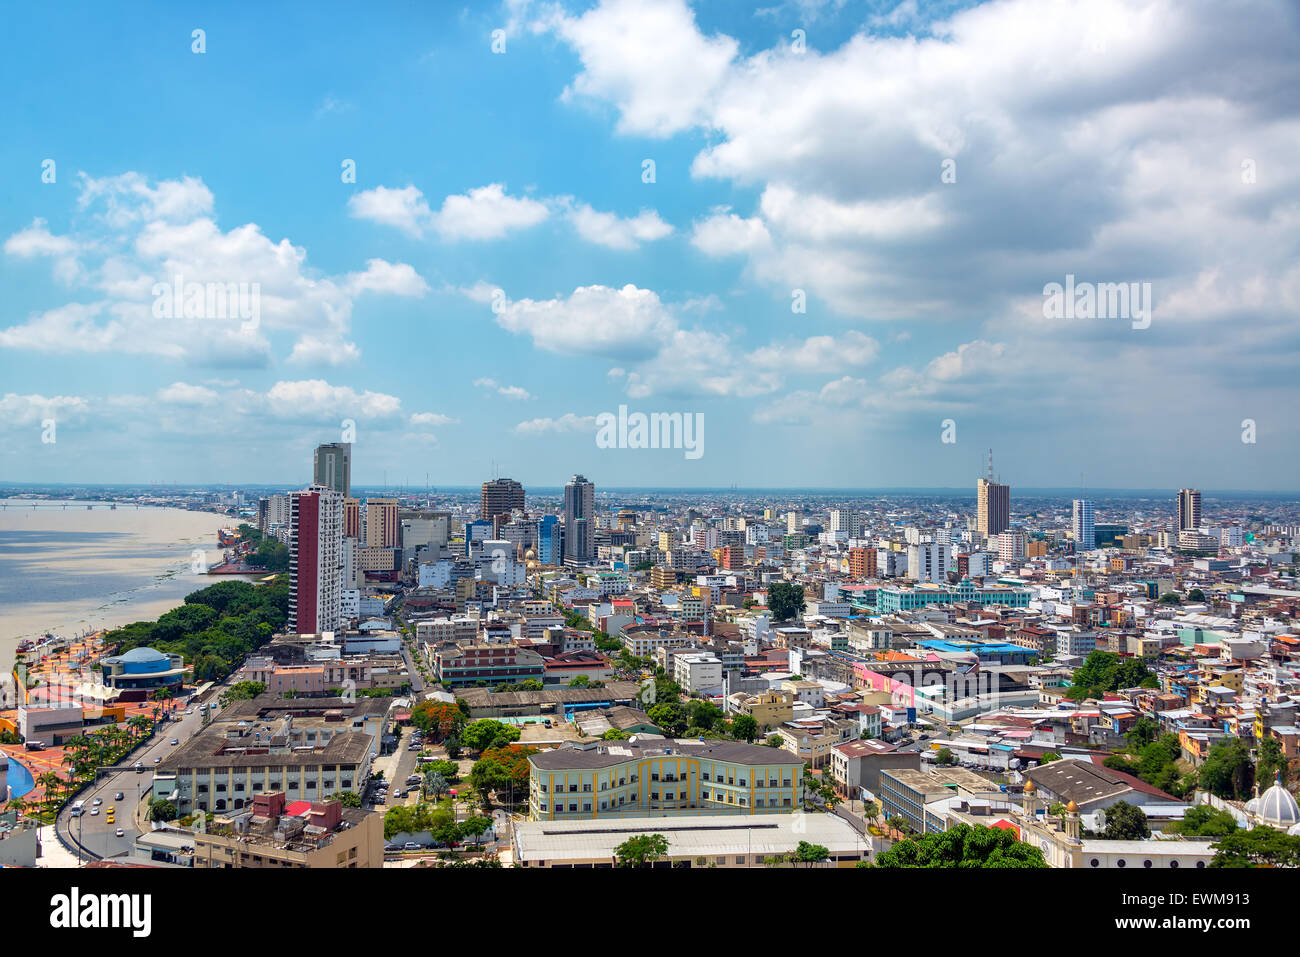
1,172,424,365
410,411,457,427
474,377,535,400
690,209,772,257
347,185,433,238
156,382,219,405
264,380,403,421
513,413,598,434
490,283,678,359
432,183,550,241
545,0,738,136
565,202,673,249
748,331,880,371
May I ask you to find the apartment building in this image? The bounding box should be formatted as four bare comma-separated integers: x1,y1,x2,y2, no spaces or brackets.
433,642,546,687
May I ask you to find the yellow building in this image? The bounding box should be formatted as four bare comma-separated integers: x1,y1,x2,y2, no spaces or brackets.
528,739,803,820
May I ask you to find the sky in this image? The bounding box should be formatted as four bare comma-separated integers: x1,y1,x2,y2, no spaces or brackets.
2,0,1298,490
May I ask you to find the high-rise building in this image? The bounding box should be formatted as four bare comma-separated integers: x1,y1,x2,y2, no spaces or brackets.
481,478,525,530
313,443,352,498
563,474,596,564
830,510,862,537
907,542,953,583
848,547,877,579
536,515,563,565
1177,488,1202,531
364,498,400,548
787,511,802,535
997,531,1026,562
288,485,344,635
343,498,361,539
1072,499,1096,551
976,478,1010,537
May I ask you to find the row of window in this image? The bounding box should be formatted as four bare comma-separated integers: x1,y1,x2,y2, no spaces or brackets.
192,779,353,794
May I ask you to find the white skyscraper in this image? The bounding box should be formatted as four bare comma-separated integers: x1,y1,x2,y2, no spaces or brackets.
1072,499,1096,552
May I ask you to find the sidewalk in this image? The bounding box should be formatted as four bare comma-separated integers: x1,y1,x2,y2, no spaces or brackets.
35,825,81,868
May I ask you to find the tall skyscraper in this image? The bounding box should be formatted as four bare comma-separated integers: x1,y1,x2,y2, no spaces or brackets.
1072,499,1096,551
364,498,400,548
1177,488,1202,531
313,442,352,498
288,485,344,635
563,474,596,564
481,478,525,531
536,514,563,565
976,452,1010,537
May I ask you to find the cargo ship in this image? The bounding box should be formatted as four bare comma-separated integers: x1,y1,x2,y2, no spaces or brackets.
217,527,241,547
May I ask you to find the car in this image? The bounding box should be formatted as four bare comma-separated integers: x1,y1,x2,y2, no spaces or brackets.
185,708,193,715
90,807,100,816
170,737,179,745
384,843,399,852
107,806,115,814
93,797,103,806
133,762,144,773
114,792,124,801
402,841,421,851
106,816,114,825
153,756,161,764
114,828,125,838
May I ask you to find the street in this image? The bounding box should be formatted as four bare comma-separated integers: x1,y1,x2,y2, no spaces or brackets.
55,696,222,863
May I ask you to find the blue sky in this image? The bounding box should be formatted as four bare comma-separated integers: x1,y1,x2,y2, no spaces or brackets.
2,0,1298,490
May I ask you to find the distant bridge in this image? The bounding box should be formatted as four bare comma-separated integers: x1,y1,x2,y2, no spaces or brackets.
0,502,139,510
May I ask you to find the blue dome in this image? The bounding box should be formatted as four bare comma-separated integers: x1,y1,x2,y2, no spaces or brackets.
119,647,168,663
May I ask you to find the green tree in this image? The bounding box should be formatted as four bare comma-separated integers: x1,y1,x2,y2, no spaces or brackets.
1102,800,1150,840
646,702,689,737
460,719,521,754
325,790,362,808
1211,826,1300,868
614,833,670,867
732,714,759,742
219,680,266,706
870,823,1049,868
148,798,177,822
768,582,806,623
1165,804,1238,837
1199,739,1255,800
1257,737,1288,788
793,841,831,867
1040,751,1061,764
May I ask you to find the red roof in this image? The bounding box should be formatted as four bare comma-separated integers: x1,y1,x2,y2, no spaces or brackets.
990,819,1020,836
284,801,312,817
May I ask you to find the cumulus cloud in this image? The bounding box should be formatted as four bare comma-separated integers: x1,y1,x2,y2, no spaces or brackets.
2,172,426,366
513,413,599,434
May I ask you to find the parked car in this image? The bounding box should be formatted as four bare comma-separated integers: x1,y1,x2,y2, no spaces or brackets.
402,841,421,851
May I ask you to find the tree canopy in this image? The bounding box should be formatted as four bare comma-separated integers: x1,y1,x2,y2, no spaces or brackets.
869,824,1048,868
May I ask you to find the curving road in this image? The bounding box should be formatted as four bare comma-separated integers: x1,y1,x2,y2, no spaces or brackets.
54,700,219,863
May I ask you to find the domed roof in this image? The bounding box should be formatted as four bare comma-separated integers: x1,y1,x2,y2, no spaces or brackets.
1023,778,1036,794
1257,777,1300,827
524,548,537,561
1289,822,1300,837
1066,799,1079,813
117,646,167,662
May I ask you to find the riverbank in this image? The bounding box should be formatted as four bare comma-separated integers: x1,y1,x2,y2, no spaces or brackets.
0,500,253,667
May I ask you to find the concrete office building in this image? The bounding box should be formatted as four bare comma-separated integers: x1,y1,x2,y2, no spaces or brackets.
313,442,351,498
563,474,596,564
1177,488,1202,531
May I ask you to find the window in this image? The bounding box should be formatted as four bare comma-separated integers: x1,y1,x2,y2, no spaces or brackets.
583,783,592,792
1170,860,1179,868
1116,859,1126,868
1143,860,1152,868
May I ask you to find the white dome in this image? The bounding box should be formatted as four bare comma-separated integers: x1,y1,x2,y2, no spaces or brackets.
1245,797,1260,815
1256,779,1300,827
1288,822,1300,837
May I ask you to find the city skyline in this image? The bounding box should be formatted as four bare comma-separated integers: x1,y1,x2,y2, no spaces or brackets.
4,0,1299,489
